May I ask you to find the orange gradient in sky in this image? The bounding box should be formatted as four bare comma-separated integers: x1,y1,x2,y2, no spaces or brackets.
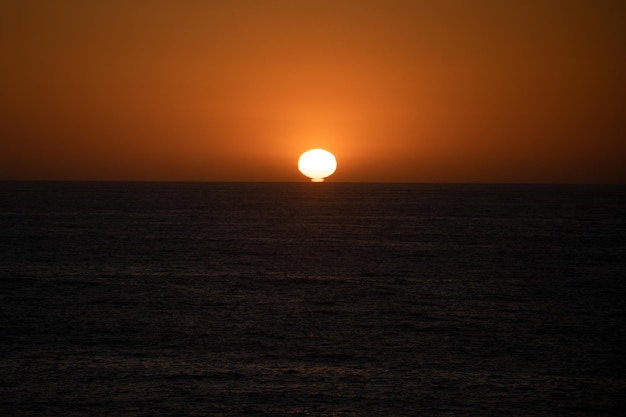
1,1,625,182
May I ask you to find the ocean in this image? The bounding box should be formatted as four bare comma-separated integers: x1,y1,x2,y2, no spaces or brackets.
1,182,625,416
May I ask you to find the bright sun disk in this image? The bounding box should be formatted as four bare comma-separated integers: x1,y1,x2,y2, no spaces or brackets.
298,149,337,182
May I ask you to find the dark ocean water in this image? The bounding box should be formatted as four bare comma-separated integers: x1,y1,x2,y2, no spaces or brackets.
1,182,625,416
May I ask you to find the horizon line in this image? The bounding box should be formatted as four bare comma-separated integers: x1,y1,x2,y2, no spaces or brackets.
1,180,625,186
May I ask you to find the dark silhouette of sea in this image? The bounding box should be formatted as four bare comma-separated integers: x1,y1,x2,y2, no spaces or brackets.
1,182,625,416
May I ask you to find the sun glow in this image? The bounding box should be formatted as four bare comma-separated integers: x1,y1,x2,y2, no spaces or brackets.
298,149,337,182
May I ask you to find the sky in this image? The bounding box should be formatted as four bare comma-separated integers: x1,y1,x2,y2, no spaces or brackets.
1,0,625,183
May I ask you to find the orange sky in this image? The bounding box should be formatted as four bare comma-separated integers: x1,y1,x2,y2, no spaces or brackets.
1,0,625,182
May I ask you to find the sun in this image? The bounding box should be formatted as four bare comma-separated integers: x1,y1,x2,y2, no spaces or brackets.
298,149,337,182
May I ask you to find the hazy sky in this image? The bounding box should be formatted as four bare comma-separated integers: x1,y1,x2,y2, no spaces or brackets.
1,0,625,182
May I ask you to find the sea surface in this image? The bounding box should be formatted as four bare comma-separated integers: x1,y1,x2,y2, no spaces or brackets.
1,182,625,416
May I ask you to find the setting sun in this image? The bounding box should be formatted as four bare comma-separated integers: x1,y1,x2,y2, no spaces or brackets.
298,149,337,182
